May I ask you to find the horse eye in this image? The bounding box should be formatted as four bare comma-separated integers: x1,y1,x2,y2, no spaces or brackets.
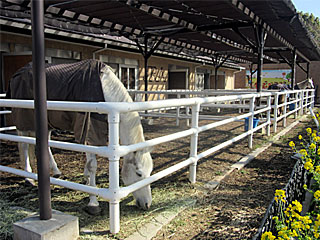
136,171,142,177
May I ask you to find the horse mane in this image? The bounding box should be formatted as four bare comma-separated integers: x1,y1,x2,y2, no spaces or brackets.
100,66,145,145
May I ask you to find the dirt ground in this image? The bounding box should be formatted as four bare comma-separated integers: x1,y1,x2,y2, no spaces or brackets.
0,109,315,239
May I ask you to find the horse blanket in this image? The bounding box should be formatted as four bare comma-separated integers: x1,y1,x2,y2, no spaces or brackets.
267,83,290,90
9,59,109,146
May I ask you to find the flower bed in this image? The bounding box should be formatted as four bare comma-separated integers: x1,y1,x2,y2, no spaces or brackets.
254,126,320,240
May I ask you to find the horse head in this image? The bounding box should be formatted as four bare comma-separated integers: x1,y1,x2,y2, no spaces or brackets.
121,148,153,210
307,78,314,89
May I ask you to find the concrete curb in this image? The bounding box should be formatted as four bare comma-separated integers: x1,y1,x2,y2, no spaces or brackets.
125,199,196,240
125,115,310,240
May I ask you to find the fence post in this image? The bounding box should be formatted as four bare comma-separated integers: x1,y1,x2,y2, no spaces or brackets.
186,94,190,127
300,91,304,116
294,92,298,119
176,94,181,126
248,96,255,149
267,95,271,136
311,90,315,108
108,111,121,234
189,103,200,183
305,91,308,113
273,93,279,133
283,93,287,127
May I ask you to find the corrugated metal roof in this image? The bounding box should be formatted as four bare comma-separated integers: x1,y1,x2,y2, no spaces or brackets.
1,0,319,64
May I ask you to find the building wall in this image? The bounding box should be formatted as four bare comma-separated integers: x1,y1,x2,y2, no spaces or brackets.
1,32,239,100
235,61,320,101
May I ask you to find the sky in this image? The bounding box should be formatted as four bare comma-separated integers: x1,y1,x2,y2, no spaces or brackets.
291,0,320,18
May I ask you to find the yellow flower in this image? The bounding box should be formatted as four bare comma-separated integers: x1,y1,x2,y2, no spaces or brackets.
316,166,320,174
292,200,302,212
304,161,314,170
307,128,312,134
261,231,276,240
314,190,320,200
309,143,316,150
275,189,286,203
318,148,320,155
289,141,295,148
312,133,317,138
299,149,308,156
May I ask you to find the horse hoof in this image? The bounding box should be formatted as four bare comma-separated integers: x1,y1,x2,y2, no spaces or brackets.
24,179,36,187
84,206,101,215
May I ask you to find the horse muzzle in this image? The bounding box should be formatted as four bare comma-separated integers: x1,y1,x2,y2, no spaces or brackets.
136,197,152,210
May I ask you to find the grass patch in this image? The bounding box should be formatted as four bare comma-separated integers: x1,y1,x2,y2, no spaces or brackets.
0,199,31,240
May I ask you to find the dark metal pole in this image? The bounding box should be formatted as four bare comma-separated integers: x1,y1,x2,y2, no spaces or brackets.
214,67,218,90
291,48,297,89
31,0,52,220
144,36,149,101
257,26,265,93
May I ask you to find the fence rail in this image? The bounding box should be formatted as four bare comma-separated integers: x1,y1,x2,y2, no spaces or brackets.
0,88,315,234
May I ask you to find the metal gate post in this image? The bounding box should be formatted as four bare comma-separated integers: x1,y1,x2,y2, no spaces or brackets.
31,0,51,220
267,95,271,136
248,96,255,149
273,93,279,133
108,112,121,234
283,93,287,127
189,103,200,183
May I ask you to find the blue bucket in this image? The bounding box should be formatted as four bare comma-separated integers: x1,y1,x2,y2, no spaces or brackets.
289,103,295,111
244,117,259,131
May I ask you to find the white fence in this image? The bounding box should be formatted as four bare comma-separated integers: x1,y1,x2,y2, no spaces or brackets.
0,88,315,234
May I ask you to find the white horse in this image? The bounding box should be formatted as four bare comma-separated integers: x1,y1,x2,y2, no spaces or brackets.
9,60,153,213
294,78,314,89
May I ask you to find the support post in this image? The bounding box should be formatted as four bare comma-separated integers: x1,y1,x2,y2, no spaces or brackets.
108,112,121,234
189,103,200,183
307,62,310,79
291,48,297,89
214,67,218,90
31,0,51,220
294,92,298,119
144,36,149,102
256,25,265,93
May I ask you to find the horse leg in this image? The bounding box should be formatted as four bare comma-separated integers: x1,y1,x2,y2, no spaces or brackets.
18,131,35,186
48,131,61,177
84,152,100,215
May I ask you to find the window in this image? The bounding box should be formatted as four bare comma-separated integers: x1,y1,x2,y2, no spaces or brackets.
195,73,205,90
120,65,138,90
